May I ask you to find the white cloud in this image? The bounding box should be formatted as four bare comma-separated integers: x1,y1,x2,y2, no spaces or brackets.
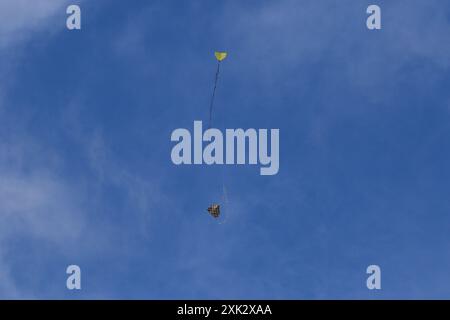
0,0,70,49
0,172,84,241
0,244,21,298
217,0,450,85
0,0,87,298
0,123,90,297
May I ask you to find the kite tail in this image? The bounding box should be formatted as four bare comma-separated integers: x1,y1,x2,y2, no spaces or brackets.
208,61,221,129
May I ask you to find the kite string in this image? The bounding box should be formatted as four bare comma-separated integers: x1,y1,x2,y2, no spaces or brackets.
218,182,229,225
208,61,221,128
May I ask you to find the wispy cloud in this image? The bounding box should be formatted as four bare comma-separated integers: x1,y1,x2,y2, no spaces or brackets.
0,0,86,298
0,0,70,49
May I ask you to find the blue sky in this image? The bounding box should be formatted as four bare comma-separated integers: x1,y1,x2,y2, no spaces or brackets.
0,0,450,299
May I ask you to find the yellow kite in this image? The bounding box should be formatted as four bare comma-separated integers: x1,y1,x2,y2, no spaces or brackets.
214,52,227,62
